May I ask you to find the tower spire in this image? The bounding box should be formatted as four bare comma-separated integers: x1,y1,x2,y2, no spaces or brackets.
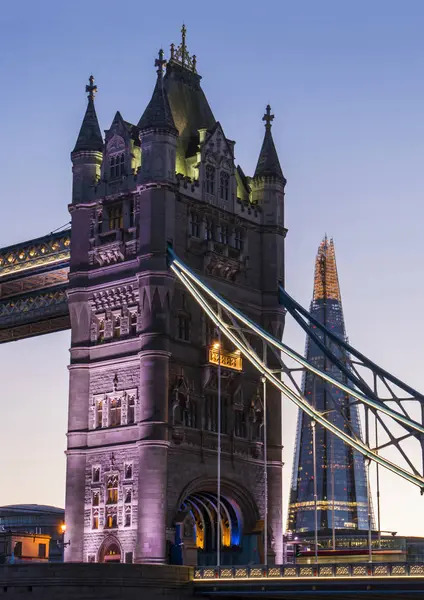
138,50,177,132
313,237,341,302
254,105,285,181
72,75,103,154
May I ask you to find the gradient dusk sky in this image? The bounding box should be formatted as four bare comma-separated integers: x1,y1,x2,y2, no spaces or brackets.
0,0,423,536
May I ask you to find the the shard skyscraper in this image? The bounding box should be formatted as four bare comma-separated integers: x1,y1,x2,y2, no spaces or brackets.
287,237,374,540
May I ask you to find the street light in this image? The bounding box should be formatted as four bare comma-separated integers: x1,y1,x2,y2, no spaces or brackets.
58,523,70,549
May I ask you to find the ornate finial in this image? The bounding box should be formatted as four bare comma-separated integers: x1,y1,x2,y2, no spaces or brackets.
155,48,167,77
263,105,274,130
181,24,187,66
169,24,197,72
86,75,97,101
113,373,118,391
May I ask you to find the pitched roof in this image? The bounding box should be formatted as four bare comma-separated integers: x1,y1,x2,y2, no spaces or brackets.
72,96,103,154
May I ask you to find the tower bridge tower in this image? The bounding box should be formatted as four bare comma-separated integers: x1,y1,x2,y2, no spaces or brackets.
65,28,286,565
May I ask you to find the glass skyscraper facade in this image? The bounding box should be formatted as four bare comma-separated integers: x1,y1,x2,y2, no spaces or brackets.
287,237,374,538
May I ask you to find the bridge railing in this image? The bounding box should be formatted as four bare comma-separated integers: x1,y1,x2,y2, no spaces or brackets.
193,563,424,580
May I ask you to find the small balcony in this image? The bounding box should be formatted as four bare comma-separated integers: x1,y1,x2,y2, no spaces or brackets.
208,345,242,371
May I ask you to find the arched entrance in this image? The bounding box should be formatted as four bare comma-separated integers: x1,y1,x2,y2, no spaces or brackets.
171,480,261,566
98,538,122,563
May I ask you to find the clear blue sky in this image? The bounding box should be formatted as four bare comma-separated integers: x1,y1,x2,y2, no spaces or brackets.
0,0,423,536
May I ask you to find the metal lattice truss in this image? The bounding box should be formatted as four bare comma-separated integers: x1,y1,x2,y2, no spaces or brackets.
168,248,424,493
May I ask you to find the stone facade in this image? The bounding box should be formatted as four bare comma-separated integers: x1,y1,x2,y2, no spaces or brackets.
65,29,286,565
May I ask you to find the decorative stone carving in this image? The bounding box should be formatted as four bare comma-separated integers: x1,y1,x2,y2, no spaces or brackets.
92,286,138,312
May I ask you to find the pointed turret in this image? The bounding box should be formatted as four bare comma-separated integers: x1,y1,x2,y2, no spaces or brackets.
254,105,285,182
251,105,286,293
71,76,104,204
313,236,342,302
72,76,103,154
138,50,178,184
138,49,177,133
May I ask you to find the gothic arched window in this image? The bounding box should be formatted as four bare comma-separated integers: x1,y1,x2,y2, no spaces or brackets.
98,320,105,342
105,509,118,529
106,475,118,504
109,153,125,179
190,211,200,237
220,172,230,201
205,164,216,194
96,400,103,429
130,312,137,335
108,203,123,230
234,229,244,251
204,218,215,241
234,410,247,438
114,316,121,338
219,224,229,245
110,398,122,427
127,396,135,424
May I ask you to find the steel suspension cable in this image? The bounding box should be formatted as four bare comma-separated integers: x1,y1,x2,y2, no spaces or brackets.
170,262,424,491
168,252,424,437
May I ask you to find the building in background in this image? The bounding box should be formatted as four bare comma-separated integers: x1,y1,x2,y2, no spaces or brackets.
0,531,51,564
0,505,64,562
287,237,374,542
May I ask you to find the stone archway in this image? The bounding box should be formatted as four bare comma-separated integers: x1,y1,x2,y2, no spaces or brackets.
98,537,122,563
171,478,261,566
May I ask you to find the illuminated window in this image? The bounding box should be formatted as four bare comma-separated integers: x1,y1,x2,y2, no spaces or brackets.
105,508,117,529
92,509,99,530
127,395,135,424
92,492,100,506
110,398,122,427
204,218,215,241
220,171,229,200
177,315,190,341
205,164,215,194
219,225,229,245
92,466,100,483
109,153,125,179
190,211,200,237
107,475,118,504
124,506,131,527
108,203,123,230
98,320,105,342
96,400,103,429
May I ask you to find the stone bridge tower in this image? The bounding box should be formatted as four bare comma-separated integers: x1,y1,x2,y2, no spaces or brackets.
65,28,287,565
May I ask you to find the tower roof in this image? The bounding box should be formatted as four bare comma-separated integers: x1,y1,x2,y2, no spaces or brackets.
138,49,177,133
72,76,103,154
254,105,285,181
313,236,342,302
163,25,216,159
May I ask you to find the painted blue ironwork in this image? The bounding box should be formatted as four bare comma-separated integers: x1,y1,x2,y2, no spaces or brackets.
167,247,424,492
